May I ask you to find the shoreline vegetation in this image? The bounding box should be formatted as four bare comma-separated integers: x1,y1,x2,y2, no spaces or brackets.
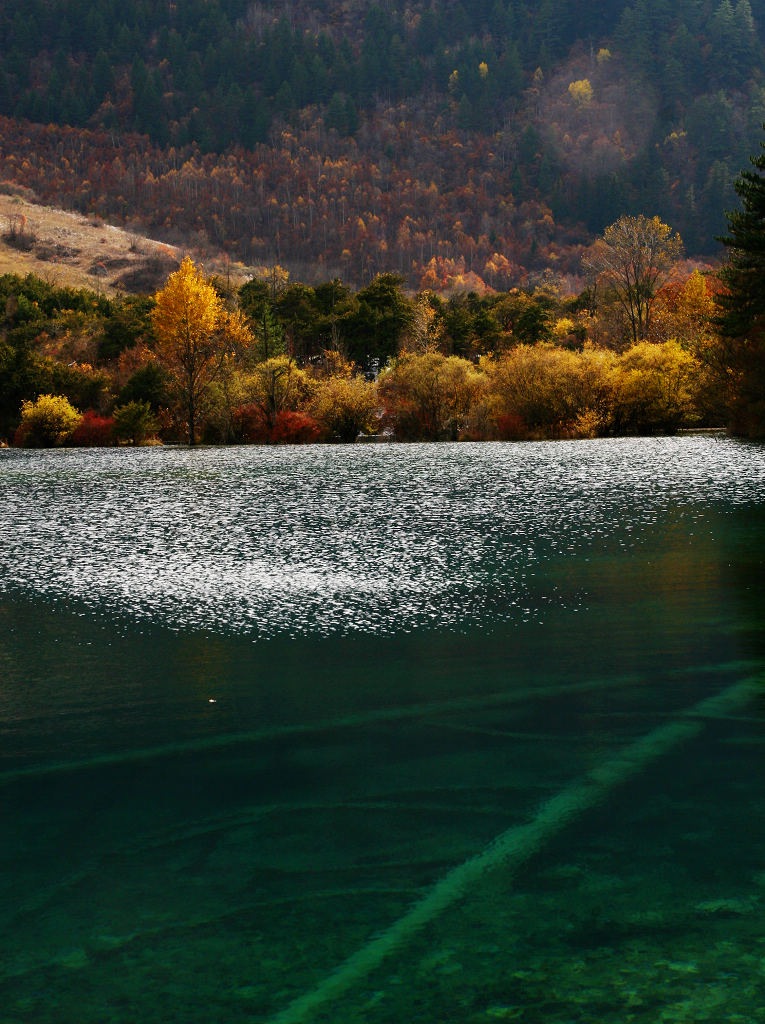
1,206,763,448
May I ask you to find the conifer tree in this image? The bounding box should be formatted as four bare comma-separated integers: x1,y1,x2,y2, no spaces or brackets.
715,130,765,434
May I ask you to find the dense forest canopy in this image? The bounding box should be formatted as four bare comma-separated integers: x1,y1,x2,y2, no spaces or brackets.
1,0,765,285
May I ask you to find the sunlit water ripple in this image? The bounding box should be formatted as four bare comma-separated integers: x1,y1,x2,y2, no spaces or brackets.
2,436,764,638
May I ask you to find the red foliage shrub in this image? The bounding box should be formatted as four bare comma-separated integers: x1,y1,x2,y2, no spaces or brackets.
12,421,31,447
494,412,528,441
233,404,270,443
69,410,114,446
270,410,322,444
233,405,321,444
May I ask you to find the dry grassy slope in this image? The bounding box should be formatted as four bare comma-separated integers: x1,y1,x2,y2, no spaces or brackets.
0,192,250,295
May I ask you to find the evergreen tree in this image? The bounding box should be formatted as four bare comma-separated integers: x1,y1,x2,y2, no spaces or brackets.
252,304,285,362
715,130,765,433
92,48,114,99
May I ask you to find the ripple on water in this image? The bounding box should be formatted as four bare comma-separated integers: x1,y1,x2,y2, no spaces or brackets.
1,436,764,638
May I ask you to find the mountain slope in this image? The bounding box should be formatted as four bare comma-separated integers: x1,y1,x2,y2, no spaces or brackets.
1,0,763,286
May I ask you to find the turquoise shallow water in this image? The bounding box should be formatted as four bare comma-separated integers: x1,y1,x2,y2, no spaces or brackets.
1,437,764,1022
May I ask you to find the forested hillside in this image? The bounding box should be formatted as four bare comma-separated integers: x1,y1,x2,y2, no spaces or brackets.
1,0,764,287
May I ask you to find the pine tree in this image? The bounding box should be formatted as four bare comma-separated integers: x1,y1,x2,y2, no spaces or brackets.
253,304,285,362
715,131,765,434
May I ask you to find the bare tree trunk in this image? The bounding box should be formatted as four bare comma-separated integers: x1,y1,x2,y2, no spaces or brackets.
188,388,196,445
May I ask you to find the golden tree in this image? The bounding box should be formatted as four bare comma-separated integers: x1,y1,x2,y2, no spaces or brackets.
568,79,594,109
153,256,252,444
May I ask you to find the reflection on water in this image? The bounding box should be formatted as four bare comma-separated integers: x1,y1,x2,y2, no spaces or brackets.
0,437,764,1023
2,436,764,638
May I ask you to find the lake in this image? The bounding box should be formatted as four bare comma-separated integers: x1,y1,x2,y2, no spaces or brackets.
1,437,764,1023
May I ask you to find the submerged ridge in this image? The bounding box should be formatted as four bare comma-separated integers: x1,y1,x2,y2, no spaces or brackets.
1,661,754,783
267,674,761,1024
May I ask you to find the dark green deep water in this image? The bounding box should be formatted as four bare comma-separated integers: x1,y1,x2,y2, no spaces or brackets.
1,437,765,1023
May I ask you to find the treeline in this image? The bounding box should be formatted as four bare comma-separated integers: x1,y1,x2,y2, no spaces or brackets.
13,342,712,448
0,253,731,448
0,0,765,280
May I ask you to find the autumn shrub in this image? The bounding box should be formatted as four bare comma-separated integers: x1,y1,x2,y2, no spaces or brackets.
482,345,614,439
14,394,81,447
271,410,322,444
232,404,320,443
69,410,114,446
378,352,484,440
241,356,314,432
232,403,270,443
482,346,581,437
112,400,158,445
3,212,36,251
609,341,700,434
494,412,529,440
310,374,377,441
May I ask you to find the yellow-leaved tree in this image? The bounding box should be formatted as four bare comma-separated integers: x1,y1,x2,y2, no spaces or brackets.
568,79,593,109
153,256,253,444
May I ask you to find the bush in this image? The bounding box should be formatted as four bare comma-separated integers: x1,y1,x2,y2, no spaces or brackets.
310,374,377,441
241,356,314,431
14,393,81,447
482,345,615,439
494,412,528,440
70,410,114,446
233,403,270,442
378,352,484,440
233,404,321,443
271,410,322,444
112,400,158,445
610,341,700,434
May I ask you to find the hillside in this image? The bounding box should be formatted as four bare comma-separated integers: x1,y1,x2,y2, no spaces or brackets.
1,0,764,287
0,187,185,294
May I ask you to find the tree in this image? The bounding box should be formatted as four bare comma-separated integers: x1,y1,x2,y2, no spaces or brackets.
152,257,253,444
240,355,313,434
251,303,285,362
715,131,765,434
117,361,171,410
583,215,684,346
344,274,414,369
568,79,593,109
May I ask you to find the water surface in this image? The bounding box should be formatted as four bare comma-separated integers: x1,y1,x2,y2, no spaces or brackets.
1,438,764,1023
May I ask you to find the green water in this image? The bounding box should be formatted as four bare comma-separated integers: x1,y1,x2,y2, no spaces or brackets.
1,438,764,1022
